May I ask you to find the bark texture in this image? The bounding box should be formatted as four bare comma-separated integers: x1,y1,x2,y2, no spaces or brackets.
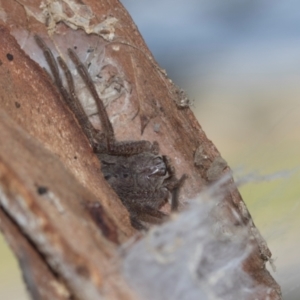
0,0,281,299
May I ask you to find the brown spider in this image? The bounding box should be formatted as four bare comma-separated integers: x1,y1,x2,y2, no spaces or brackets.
35,35,186,230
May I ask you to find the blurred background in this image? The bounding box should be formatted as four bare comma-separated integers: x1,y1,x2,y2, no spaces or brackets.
1,0,299,298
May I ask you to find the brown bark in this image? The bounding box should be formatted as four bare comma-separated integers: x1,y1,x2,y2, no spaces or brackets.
0,0,281,299
0,208,71,300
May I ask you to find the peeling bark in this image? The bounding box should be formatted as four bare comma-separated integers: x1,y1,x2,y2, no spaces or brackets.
0,208,71,300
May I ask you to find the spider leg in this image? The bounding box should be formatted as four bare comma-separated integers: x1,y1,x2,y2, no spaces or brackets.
162,156,187,210
67,48,115,144
130,217,146,230
57,56,98,146
170,174,187,211
35,36,73,109
35,35,100,147
129,204,167,230
67,48,158,156
94,140,159,156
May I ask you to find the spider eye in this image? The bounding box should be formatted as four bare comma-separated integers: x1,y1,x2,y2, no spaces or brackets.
122,173,129,179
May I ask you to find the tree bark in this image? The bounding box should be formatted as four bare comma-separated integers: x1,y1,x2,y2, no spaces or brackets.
0,0,281,299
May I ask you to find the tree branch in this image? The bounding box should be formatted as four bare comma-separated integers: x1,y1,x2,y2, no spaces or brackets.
0,0,281,299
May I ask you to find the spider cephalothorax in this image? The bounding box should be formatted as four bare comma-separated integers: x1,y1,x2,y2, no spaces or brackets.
35,35,186,230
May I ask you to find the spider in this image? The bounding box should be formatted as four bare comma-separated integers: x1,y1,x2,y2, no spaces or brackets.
35,35,186,230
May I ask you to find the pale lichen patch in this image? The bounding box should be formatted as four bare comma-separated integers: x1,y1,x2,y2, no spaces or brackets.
40,0,118,40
